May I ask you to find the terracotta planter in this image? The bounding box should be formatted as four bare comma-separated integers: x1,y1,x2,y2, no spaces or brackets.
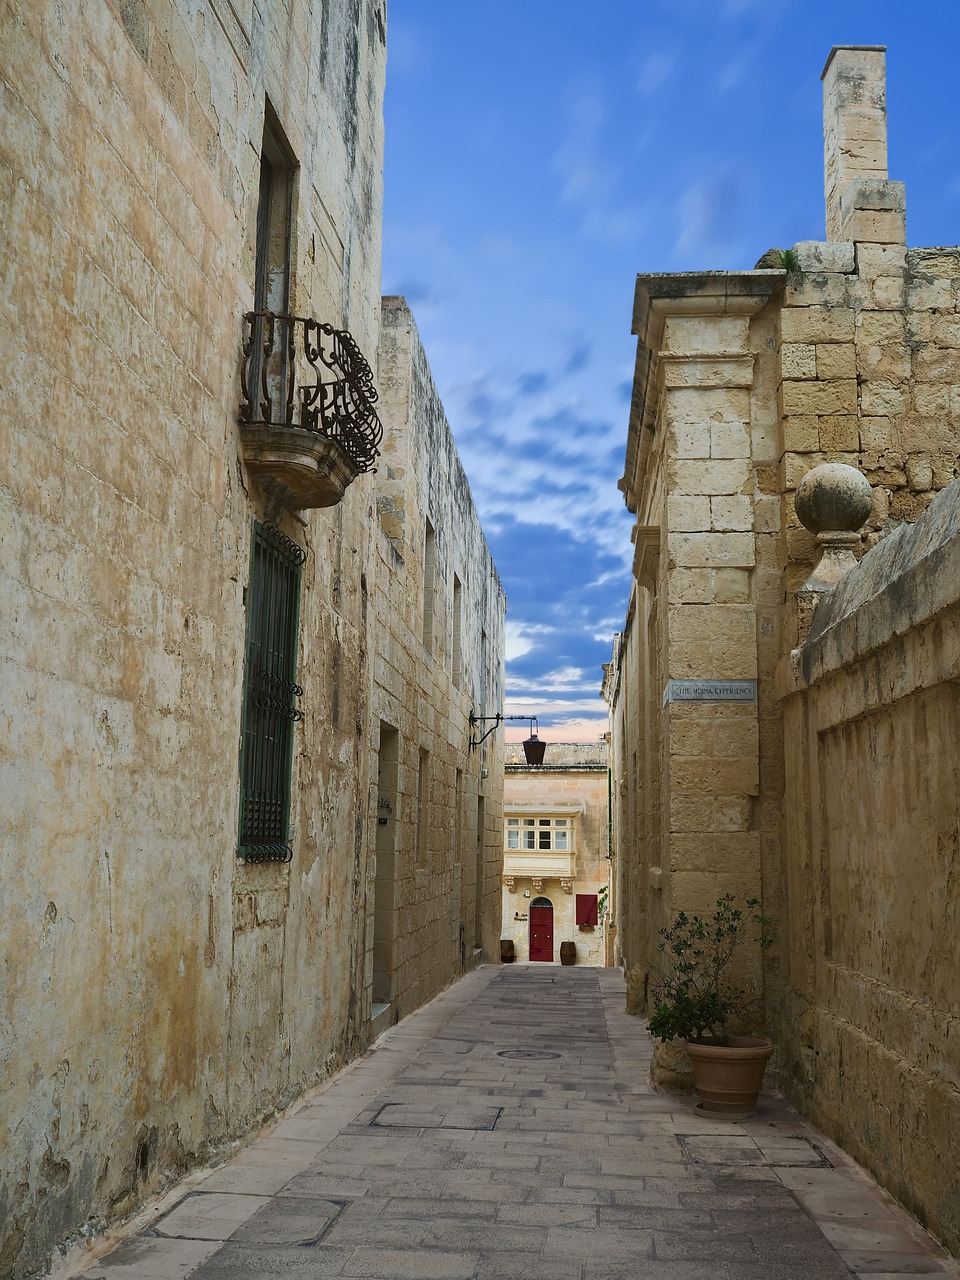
684,1036,774,1115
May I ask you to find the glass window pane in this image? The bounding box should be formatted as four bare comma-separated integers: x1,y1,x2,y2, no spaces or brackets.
555,831,568,849
539,818,550,826
507,831,518,849
507,818,519,827
539,831,551,849
523,818,535,827
555,819,567,827
522,831,535,849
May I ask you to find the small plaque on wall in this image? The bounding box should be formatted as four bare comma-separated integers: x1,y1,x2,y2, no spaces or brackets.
663,679,757,705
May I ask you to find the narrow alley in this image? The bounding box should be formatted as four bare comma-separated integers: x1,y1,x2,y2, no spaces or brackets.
71,967,956,1280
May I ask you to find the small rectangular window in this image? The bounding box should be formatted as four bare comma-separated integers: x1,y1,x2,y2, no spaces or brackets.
238,522,305,862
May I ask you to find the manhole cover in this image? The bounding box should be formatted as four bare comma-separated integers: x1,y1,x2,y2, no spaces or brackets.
679,1134,832,1168
497,1049,561,1060
369,1104,502,1130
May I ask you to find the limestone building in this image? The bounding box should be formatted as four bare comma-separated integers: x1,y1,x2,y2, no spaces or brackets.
0,4,503,1276
605,45,960,1252
501,741,611,966
371,298,505,1030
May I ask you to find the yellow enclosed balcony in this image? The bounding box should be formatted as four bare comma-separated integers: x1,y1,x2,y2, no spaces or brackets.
502,809,579,881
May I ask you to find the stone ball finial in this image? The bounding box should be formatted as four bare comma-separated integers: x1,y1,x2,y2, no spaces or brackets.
793,463,872,599
795,462,872,534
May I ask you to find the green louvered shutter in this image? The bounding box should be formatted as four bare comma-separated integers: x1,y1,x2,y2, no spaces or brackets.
238,522,305,863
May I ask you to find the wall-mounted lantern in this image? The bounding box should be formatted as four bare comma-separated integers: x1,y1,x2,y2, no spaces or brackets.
469,711,546,766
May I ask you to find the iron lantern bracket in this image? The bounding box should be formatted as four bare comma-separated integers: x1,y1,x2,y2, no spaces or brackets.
468,712,541,753
468,710,502,751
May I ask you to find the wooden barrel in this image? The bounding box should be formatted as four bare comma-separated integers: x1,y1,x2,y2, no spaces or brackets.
500,938,515,963
559,941,576,966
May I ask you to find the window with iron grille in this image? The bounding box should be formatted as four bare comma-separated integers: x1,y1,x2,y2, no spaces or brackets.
238,522,305,863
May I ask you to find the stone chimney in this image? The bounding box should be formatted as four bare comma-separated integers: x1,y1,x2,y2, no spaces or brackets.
821,45,906,245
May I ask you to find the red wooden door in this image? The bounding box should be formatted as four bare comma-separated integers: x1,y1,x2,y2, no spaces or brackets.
529,901,554,962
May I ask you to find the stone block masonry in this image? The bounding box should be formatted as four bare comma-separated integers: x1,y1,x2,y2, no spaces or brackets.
372,298,505,1022
1,0,384,1269
609,43,960,1256
0,4,499,1278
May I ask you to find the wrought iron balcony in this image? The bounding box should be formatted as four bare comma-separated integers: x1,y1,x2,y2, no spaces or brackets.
240,311,382,508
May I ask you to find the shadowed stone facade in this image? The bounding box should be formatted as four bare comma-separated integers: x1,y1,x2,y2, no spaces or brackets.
0,4,503,1276
371,298,505,1028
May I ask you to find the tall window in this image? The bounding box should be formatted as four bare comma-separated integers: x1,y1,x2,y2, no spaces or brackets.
505,816,570,851
416,748,430,866
452,573,462,688
248,106,296,421
238,522,305,862
421,518,436,653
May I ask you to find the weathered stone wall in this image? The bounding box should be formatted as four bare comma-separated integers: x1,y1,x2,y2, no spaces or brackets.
779,47,960,605
0,0,389,1274
372,298,505,1022
501,742,610,966
778,479,960,1254
607,42,960,1244
611,275,787,1051
778,243,960,603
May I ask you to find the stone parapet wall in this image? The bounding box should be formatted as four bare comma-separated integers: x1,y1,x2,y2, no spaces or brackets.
778,478,960,1254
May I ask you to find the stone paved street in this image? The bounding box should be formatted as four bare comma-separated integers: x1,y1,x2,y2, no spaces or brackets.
69,967,959,1280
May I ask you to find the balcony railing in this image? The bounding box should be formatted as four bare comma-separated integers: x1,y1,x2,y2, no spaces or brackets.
239,312,382,508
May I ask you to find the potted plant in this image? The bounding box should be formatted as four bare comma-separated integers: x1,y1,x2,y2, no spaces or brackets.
648,895,776,1115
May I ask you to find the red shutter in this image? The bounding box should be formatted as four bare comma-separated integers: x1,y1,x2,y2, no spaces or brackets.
576,894,598,926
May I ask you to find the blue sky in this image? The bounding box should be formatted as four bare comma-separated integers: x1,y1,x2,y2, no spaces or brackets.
381,0,960,741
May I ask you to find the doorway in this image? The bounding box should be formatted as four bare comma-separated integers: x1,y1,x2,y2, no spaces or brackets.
373,722,399,1007
529,897,554,962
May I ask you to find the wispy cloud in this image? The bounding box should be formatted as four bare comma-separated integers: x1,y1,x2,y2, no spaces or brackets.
506,666,598,694
637,50,676,96
550,89,618,205
673,162,749,263
547,83,651,247
505,620,556,662
505,697,606,714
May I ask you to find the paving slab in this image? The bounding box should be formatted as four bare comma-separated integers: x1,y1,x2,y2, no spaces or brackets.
65,965,960,1280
